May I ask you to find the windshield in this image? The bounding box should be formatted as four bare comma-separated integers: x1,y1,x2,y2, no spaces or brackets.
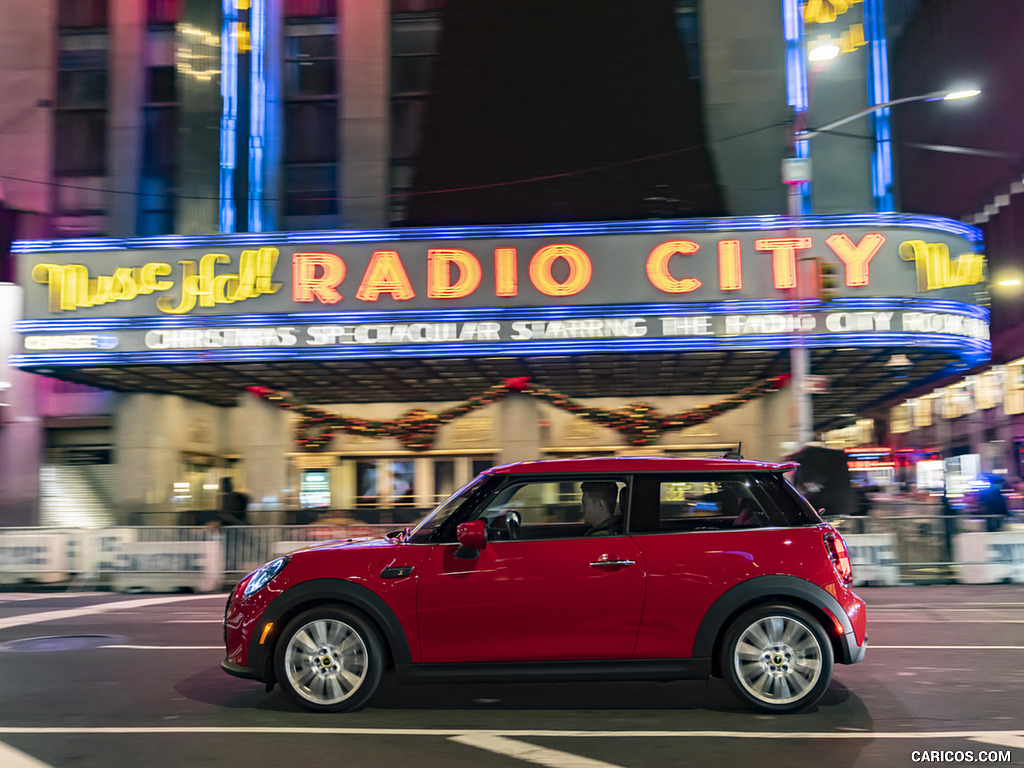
406,473,492,543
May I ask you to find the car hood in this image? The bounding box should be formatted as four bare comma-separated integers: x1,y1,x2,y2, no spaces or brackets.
288,534,400,556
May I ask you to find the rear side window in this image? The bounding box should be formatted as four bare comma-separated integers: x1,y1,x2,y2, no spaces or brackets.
630,472,822,533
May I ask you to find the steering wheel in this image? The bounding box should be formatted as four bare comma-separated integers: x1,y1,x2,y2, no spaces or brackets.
489,509,520,540
504,509,521,540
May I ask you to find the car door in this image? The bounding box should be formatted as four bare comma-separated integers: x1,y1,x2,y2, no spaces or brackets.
415,476,645,664
628,472,781,659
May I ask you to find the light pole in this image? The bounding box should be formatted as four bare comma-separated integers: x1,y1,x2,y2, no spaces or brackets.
782,87,980,448
797,89,980,142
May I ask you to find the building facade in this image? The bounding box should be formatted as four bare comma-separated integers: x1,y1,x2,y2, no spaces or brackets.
2,0,1020,526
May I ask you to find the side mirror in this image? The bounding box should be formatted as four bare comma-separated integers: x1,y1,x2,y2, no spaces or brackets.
455,520,487,559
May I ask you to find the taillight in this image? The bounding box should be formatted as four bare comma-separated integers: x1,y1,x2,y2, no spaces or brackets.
824,529,853,586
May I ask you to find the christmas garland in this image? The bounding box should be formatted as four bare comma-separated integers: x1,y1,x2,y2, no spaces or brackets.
247,374,790,452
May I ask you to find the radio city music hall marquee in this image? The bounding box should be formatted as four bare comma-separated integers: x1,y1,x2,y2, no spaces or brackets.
11,215,990,367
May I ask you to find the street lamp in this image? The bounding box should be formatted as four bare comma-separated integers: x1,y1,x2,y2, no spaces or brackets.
784,87,981,447
797,88,980,141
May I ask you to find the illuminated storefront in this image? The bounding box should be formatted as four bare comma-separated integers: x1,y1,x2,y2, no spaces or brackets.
9,213,990,524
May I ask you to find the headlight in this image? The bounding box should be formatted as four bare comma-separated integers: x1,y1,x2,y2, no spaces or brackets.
242,556,289,598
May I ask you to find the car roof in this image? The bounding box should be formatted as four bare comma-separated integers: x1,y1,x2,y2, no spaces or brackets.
484,456,797,475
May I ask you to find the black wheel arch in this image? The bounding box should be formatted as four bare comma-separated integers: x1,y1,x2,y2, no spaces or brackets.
248,578,412,685
693,575,854,677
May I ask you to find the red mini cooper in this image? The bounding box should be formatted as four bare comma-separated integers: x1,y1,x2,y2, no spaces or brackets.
222,456,866,713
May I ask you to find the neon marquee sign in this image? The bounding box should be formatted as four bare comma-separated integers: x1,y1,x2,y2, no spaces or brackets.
30,248,281,314
26,232,983,316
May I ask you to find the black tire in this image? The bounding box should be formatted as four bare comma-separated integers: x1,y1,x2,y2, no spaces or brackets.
721,603,834,713
273,606,384,713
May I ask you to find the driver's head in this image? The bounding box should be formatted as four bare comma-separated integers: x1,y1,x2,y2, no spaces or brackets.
581,481,618,527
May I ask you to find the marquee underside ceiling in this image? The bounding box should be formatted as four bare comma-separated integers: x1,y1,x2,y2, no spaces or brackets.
27,345,969,432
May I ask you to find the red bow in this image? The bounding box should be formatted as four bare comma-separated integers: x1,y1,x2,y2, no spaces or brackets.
504,377,531,392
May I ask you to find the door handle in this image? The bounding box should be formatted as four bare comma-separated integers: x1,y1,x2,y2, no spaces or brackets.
589,558,636,568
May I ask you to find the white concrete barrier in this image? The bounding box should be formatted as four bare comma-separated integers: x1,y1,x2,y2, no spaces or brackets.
109,540,223,593
843,533,900,586
0,533,70,584
955,531,1024,584
76,529,139,576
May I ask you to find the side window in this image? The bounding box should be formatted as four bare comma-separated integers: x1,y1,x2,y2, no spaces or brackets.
654,474,767,531
477,477,628,540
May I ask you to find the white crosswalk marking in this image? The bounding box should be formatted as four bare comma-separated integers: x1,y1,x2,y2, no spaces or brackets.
451,734,625,768
0,740,53,768
969,733,1024,750
0,594,223,631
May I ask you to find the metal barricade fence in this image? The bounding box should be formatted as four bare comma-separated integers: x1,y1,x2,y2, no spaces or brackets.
1,515,1022,590
220,524,396,583
830,511,1023,583
0,523,396,592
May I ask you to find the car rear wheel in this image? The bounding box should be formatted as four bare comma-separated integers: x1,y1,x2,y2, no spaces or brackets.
721,604,833,713
274,606,384,712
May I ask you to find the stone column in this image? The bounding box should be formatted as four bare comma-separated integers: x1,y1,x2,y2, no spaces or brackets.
498,394,543,465
738,386,793,463
0,285,43,526
113,393,181,524
233,390,291,524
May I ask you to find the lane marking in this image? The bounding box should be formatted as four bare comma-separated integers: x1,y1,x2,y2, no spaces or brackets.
871,607,1024,612
165,620,222,624
870,602,1024,607
3,726,1021,768
0,595,224,632
451,734,624,768
870,619,1024,624
0,593,113,602
98,645,221,650
89,644,1024,652
0,741,53,768
869,645,1024,650
1,727,1023,739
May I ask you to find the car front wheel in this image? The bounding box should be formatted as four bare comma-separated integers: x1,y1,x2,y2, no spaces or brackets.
274,606,384,712
721,604,833,713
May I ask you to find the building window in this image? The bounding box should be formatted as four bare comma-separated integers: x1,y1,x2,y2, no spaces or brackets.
147,0,181,26
54,111,107,176
55,36,108,177
139,26,179,236
391,0,446,12
283,18,339,223
673,0,701,81
55,3,108,237
389,10,443,224
285,0,336,17
59,0,108,29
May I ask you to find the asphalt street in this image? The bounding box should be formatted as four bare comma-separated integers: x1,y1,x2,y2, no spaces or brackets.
0,584,1022,768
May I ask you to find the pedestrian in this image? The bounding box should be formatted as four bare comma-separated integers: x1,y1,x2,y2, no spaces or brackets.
851,482,873,533
978,475,1008,533
940,490,957,563
220,477,250,525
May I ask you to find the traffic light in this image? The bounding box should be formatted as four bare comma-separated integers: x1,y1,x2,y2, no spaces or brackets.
819,260,839,301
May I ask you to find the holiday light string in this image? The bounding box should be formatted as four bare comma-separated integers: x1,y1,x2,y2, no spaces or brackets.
247,374,791,452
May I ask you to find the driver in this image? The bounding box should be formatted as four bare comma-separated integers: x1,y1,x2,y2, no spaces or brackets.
581,481,622,536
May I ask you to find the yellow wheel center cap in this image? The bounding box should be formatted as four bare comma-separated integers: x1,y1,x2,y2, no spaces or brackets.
320,656,332,667
772,653,785,666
